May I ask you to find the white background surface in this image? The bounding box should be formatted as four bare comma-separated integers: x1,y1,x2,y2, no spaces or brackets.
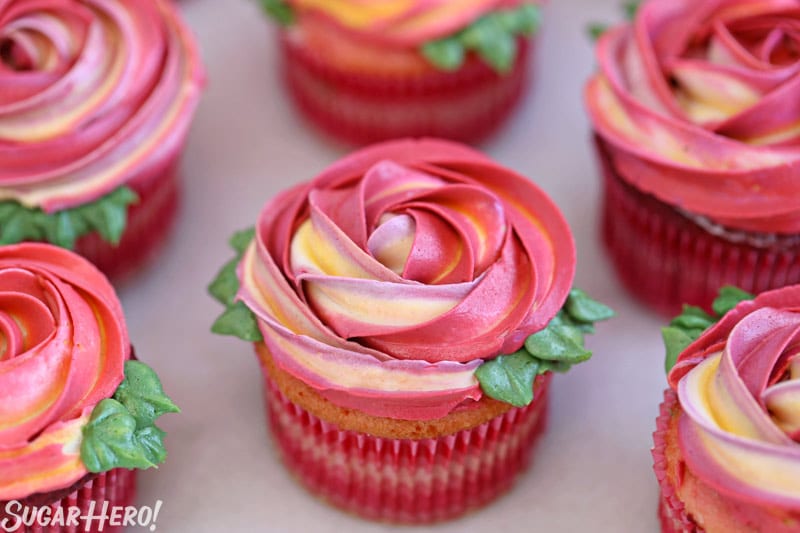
117,1,670,531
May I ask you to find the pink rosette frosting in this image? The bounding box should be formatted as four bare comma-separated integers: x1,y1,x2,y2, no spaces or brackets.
586,0,800,234
238,139,575,421
287,0,526,47
0,243,129,501
0,0,204,212
668,286,800,515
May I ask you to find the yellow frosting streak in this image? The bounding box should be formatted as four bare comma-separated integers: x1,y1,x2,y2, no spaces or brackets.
305,281,461,328
291,219,373,279
292,0,414,28
672,66,761,125
259,331,477,391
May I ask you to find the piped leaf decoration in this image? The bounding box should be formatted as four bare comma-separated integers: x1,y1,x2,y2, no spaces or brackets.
662,286,754,373
421,3,541,74
712,286,754,317
209,227,264,342
259,0,294,26
477,288,614,406
0,186,137,249
113,361,180,429
81,361,179,474
81,400,157,473
588,0,642,40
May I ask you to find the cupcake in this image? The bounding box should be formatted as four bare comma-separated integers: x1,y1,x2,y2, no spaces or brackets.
210,138,613,523
260,0,541,145
0,0,204,280
654,285,800,532
585,0,800,316
0,243,178,533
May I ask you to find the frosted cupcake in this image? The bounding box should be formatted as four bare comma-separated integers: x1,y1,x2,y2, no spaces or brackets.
655,285,800,532
260,0,541,144
0,0,204,280
210,138,613,523
586,0,800,316
0,243,178,533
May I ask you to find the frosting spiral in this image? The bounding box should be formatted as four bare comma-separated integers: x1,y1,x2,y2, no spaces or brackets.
0,243,129,501
0,0,204,212
287,0,525,46
586,0,800,234
238,139,575,421
669,286,800,511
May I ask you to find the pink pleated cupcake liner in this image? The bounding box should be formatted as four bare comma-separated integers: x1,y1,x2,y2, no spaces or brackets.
0,469,137,533
73,157,180,283
280,34,532,145
652,390,701,533
597,137,800,317
263,372,551,524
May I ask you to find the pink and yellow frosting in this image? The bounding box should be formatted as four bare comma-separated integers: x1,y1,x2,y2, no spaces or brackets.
669,286,800,524
0,0,204,212
0,243,129,501
237,139,575,421
586,0,800,234
286,0,525,47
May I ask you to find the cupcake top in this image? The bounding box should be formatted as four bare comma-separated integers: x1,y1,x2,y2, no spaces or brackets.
0,0,204,247
0,243,177,501
666,286,800,512
264,0,541,73
586,0,800,234
211,139,612,420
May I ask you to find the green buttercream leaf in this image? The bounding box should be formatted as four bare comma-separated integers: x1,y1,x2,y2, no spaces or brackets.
475,350,539,407
81,399,156,473
421,39,466,71
537,359,573,374
525,313,591,364
565,288,616,324
113,361,180,429
135,426,168,466
588,24,608,40
662,327,695,374
661,286,754,375
259,0,294,26
624,1,642,20
211,227,265,342
0,186,137,249
212,301,264,342
229,227,256,255
209,258,240,306
712,286,754,317
420,3,540,74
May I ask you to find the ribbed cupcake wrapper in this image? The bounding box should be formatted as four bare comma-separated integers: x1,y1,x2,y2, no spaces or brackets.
73,157,180,283
0,469,137,533
280,34,532,146
263,373,551,524
597,138,800,317
652,390,700,533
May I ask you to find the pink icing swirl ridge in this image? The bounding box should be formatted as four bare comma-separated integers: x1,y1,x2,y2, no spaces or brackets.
0,0,204,212
0,243,129,501
586,0,800,234
669,285,800,513
238,139,575,421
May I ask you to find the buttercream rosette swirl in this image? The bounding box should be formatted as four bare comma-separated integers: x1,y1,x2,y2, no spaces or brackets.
284,0,527,47
0,243,128,501
237,139,575,421
0,0,203,212
586,0,800,234
669,286,800,512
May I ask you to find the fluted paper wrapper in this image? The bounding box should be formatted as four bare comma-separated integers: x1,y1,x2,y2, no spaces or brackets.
0,468,137,533
652,390,700,533
280,34,532,146
263,373,551,524
597,137,800,317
